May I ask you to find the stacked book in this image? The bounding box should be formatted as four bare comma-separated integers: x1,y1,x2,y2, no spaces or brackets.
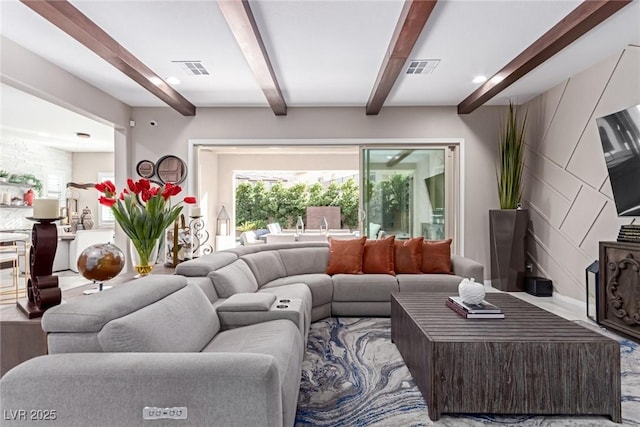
446,296,505,319
618,225,640,243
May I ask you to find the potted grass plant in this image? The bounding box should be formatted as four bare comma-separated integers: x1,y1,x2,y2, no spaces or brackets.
489,102,529,291
497,102,526,209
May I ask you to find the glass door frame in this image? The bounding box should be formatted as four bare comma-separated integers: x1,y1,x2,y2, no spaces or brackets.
359,144,461,254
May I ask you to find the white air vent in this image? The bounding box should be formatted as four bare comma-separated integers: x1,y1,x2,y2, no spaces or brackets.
172,61,210,76
406,59,440,75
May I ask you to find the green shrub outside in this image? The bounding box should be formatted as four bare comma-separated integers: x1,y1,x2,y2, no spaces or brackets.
236,178,359,229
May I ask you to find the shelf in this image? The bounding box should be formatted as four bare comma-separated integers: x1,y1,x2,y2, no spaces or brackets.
0,205,33,209
0,181,33,189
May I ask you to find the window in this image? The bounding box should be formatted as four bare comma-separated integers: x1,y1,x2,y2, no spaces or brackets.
360,146,459,251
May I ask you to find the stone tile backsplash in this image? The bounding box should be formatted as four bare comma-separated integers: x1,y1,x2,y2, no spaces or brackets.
0,136,71,230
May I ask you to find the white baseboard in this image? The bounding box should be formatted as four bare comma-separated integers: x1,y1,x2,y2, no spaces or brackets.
484,280,586,308
551,292,586,311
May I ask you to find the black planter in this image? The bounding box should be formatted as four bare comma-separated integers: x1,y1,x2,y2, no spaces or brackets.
489,209,528,291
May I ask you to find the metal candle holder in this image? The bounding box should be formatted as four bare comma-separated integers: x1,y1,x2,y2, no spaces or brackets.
189,215,212,258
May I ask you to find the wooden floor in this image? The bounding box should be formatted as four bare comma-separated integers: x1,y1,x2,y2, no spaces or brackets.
391,292,622,422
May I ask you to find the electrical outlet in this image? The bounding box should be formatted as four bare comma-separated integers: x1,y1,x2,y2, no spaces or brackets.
143,407,187,420
526,263,533,272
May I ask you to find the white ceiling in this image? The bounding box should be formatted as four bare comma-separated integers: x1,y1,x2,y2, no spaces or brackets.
0,83,115,152
0,0,639,118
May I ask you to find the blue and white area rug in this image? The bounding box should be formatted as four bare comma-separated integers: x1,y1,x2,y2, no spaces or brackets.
295,318,640,426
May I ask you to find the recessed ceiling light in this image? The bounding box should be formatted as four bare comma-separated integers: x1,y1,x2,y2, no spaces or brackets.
386,156,393,159
491,75,504,84
149,76,163,86
472,75,487,84
166,76,181,85
76,132,91,139
38,132,50,137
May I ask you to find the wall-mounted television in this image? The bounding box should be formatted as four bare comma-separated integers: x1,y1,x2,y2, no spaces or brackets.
596,104,640,216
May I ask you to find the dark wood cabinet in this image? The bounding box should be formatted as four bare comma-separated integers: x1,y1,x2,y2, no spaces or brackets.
599,241,640,343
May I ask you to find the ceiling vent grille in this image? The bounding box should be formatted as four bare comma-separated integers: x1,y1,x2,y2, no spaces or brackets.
406,59,440,75
172,61,210,76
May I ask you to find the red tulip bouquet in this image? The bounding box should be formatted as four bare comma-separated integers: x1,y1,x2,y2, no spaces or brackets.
96,178,196,274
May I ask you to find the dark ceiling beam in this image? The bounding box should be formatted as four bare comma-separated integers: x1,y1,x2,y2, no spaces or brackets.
457,0,632,115
366,0,438,115
20,0,196,116
217,0,287,116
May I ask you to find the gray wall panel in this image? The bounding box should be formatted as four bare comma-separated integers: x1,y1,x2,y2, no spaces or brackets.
523,45,640,302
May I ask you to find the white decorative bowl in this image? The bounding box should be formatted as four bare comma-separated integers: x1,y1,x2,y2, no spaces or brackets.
458,277,485,305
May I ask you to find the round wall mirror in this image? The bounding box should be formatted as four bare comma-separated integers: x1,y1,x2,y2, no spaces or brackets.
156,155,187,185
136,160,155,179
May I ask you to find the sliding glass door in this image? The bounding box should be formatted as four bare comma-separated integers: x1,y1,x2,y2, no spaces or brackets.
360,146,458,249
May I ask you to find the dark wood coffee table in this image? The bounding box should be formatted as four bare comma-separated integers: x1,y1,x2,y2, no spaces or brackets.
391,292,621,422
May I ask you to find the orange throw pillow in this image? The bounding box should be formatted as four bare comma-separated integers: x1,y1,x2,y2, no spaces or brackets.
325,237,367,275
422,239,453,274
362,236,396,275
394,237,423,274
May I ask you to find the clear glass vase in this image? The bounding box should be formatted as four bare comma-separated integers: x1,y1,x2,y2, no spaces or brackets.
129,239,159,276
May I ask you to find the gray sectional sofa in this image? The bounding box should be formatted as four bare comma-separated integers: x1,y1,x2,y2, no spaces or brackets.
1,274,305,427
176,241,484,319
0,241,483,427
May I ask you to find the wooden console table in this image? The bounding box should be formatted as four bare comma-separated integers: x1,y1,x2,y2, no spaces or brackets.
599,241,640,343
0,266,174,377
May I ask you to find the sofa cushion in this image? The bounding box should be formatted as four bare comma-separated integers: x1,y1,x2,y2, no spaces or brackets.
363,236,395,275
325,236,366,275
43,275,187,333
394,237,423,274
278,247,329,276
204,319,301,360
209,259,259,297
242,251,287,286
262,274,333,307
218,293,277,312
98,284,219,352
422,239,453,274
397,273,461,292
186,276,219,303
175,252,238,277
229,241,328,257
332,274,399,302
203,319,303,427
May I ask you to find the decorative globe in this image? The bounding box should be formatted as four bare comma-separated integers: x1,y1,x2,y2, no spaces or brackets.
77,243,125,282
